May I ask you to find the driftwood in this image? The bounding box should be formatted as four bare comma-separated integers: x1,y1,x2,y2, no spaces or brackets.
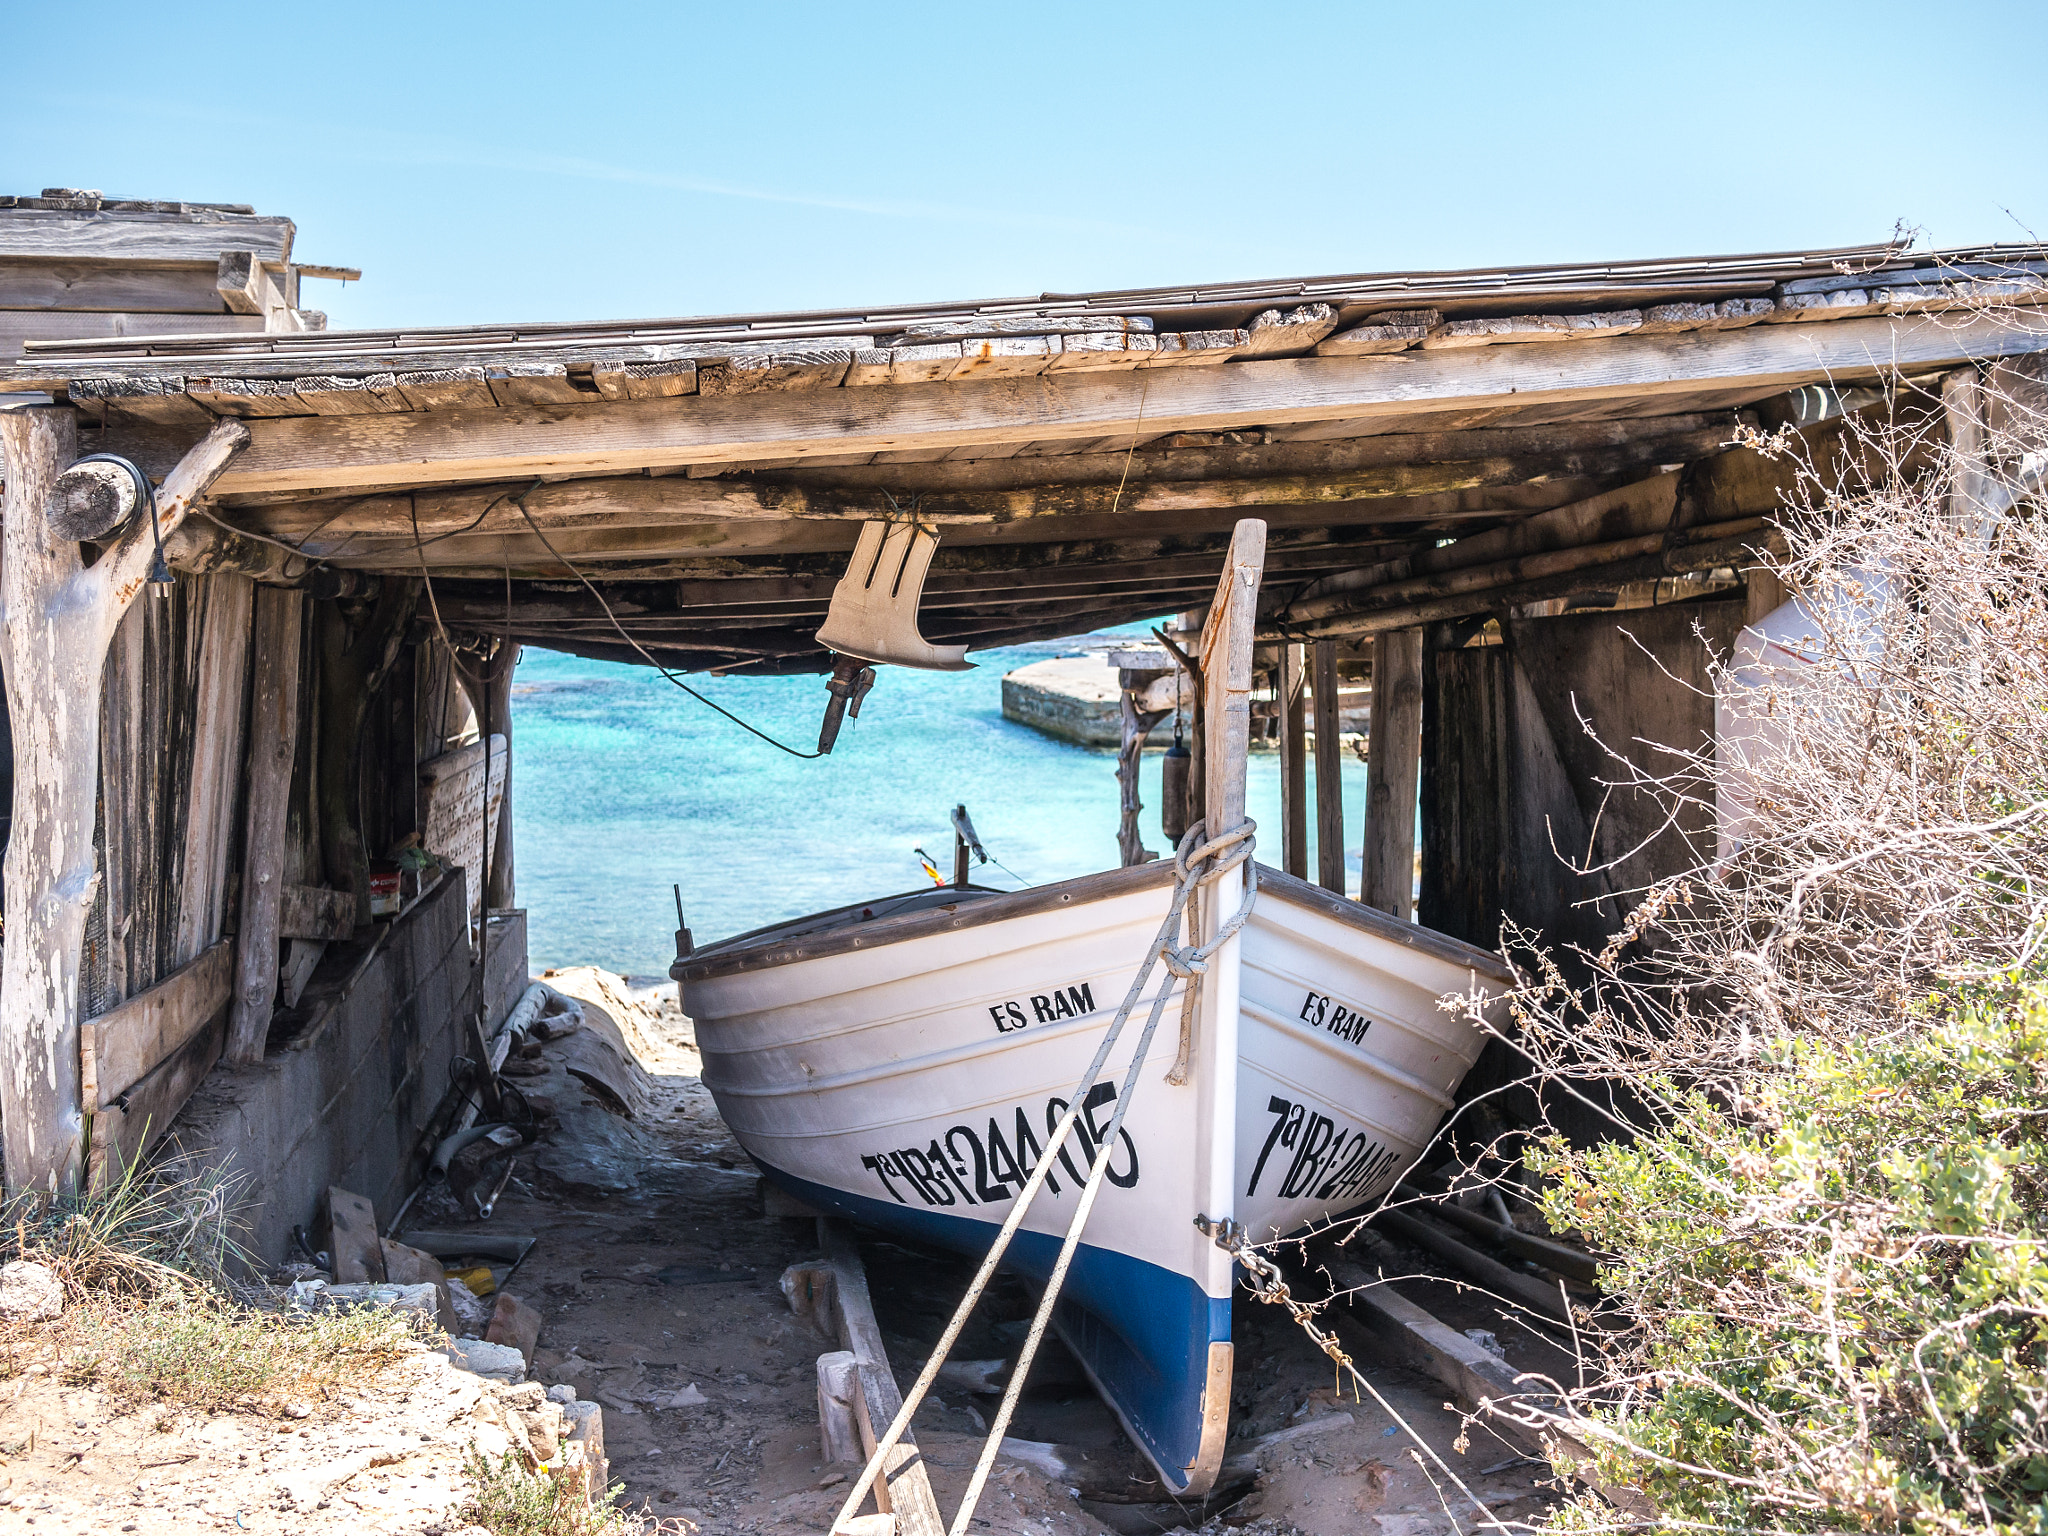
0,410,247,1192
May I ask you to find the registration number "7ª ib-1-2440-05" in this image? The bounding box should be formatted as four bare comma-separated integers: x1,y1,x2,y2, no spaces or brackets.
859,1084,1140,1208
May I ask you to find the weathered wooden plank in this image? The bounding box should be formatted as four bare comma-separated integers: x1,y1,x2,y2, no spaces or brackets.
1045,332,1159,371
1360,628,1422,920
172,575,255,968
1317,308,1443,356
698,350,854,394
69,374,213,425
488,363,597,406
0,210,294,264
419,737,506,923
950,334,1056,379
888,313,1152,341
294,372,408,415
394,366,496,412
591,358,699,400
819,1222,946,1536
89,1004,229,1188
1140,327,1250,367
186,376,317,418
197,311,2046,496
83,940,233,1117
227,587,304,1062
279,884,358,943
1239,303,1339,356
0,309,263,362
0,260,229,313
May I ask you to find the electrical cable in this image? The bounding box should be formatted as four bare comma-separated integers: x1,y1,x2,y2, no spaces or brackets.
508,497,826,759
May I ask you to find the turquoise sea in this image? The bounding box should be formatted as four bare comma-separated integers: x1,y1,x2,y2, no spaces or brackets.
511,636,1368,977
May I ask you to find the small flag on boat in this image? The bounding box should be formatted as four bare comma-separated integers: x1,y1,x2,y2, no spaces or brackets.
912,847,946,886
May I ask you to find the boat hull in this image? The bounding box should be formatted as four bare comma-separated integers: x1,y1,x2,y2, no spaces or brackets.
676,861,1506,1493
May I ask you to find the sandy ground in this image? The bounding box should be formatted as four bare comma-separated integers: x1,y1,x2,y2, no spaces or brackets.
0,967,1566,1535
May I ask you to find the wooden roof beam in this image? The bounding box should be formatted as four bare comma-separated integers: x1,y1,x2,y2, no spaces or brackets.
193,311,2046,497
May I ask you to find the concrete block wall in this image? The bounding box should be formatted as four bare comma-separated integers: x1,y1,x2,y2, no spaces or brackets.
172,873,530,1263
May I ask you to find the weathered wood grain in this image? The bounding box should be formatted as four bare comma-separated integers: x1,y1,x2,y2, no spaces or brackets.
1312,639,1345,895
1360,629,1422,920
82,940,233,1121
172,574,255,968
819,1222,945,1536
0,259,229,313
0,209,294,264
196,312,2044,496
227,588,305,1062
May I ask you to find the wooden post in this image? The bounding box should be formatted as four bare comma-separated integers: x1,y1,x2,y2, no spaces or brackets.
1277,642,1307,879
1113,678,1171,869
458,640,520,911
0,411,248,1193
1311,639,1344,895
226,588,306,1063
1187,519,1264,1497
1360,628,1423,920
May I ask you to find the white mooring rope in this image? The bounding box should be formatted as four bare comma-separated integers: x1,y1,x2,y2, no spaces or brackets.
828,818,1258,1536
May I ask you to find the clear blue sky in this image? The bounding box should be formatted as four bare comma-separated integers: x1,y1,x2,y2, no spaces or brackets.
12,1,2045,333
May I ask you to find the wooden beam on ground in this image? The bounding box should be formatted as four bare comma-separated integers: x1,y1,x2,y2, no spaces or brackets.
817,1221,946,1536
194,312,2048,496
227,586,305,1063
1278,643,1308,879
1360,630,1422,920
1311,640,1345,894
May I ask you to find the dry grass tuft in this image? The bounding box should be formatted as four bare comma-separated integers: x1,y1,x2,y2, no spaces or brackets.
455,1448,654,1536
0,1293,417,1414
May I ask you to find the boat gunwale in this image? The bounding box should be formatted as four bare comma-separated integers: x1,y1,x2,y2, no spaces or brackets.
673,859,1514,985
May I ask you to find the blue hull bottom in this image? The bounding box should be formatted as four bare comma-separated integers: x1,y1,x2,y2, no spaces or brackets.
760,1160,1231,1493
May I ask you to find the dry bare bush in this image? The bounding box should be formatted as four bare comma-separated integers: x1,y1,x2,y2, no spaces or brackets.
1436,304,2048,1533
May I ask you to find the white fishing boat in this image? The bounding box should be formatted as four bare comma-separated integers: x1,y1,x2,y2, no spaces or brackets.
671,520,1511,1498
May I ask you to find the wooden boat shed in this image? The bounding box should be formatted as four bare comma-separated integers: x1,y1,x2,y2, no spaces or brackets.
4,192,2045,1229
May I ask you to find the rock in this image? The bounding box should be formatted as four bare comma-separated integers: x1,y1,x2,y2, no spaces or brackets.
562,1400,608,1498
563,1399,604,1462
0,1261,63,1322
445,1337,527,1382
320,1282,441,1327
666,1382,708,1408
484,1291,542,1368
448,1281,493,1336
546,1384,577,1405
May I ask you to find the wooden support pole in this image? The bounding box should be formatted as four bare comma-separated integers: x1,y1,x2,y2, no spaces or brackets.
1360,629,1423,921
456,640,521,911
226,587,306,1063
1114,681,1170,869
1277,643,1307,879
1184,518,1265,1497
1311,639,1345,895
0,411,248,1193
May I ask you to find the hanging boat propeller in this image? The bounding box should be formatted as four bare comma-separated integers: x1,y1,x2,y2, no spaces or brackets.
814,518,973,754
